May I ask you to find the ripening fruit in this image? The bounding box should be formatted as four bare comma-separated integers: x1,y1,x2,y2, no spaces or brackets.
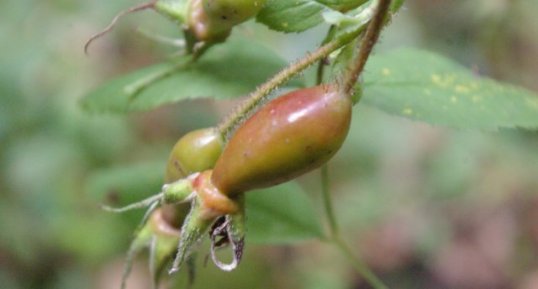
165,128,224,183
211,85,352,195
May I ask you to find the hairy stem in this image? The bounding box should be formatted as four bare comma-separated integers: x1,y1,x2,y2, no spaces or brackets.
342,0,393,96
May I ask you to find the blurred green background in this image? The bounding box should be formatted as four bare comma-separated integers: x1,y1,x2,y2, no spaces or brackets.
1,0,538,288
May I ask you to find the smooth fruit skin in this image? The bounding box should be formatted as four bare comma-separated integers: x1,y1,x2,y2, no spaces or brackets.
211,85,352,195
165,128,223,183
163,127,223,227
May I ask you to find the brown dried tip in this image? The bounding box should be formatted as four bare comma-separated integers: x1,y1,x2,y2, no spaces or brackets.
209,216,244,272
84,0,157,55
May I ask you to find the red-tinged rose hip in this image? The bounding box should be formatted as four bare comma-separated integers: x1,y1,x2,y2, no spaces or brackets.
211,85,352,195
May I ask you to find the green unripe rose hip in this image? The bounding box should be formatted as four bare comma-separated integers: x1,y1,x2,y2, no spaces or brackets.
165,128,224,183
188,0,266,42
211,85,352,195
163,127,223,227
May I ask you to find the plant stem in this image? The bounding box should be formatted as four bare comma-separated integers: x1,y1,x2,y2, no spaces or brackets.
124,57,193,100
316,25,336,84
317,27,337,235
123,42,211,101
342,0,393,96
333,237,389,289
320,165,339,237
319,165,389,289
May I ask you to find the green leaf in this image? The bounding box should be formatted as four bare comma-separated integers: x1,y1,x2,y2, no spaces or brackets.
323,0,376,37
361,48,538,130
257,0,330,32
81,39,301,113
318,0,368,10
245,182,323,244
256,0,370,33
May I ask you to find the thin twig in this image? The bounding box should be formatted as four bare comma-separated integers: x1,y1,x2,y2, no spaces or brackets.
124,58,193,100
334,237,389,289
101,193,163,213
320,166,388,289
316,27,339,235
85,0,157,55
320,165,339,237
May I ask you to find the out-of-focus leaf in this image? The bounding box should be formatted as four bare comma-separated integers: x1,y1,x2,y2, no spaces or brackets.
81,39,302,113
318,0,368,10
362,48,538,130
85,161,165,205
246,182,323,244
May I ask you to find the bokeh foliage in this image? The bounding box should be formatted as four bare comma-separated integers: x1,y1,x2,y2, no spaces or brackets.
1,1,538,289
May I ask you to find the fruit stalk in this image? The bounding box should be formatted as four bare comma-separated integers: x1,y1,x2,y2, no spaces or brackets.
342,0,394,96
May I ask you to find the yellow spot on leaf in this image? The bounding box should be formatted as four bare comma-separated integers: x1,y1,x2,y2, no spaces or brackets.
472,95,482,103
403,108,413,115
450,96,458,103
382,68,391,76
431,74,455,88
526,97,538,109
455,85,471,94
470,82,480,90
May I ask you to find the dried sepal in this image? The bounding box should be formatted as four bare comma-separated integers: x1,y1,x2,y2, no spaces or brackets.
209,195,246,271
